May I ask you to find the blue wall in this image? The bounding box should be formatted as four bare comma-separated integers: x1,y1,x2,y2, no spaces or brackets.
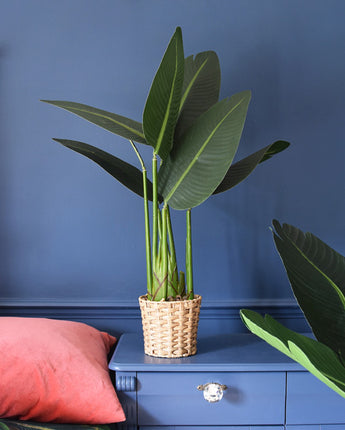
1,0,345,309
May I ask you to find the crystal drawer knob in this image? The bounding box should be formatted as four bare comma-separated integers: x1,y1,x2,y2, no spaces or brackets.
197,382,228,402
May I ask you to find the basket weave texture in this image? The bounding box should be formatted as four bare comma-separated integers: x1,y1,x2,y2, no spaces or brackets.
139,295,202,358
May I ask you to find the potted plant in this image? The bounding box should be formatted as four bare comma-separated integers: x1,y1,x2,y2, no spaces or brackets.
42,27,289,358
241,220,345,398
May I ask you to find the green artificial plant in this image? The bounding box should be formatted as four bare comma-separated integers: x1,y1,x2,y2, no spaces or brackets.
241,220,345,398
43,27,289,301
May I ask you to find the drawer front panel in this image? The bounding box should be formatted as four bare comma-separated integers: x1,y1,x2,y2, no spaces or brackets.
286,372,345,424
139,427,284,429
139,427,285,429
137,371,285,426
286,427,345,430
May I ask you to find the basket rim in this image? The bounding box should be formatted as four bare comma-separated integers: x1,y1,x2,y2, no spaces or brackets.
138,294,202,304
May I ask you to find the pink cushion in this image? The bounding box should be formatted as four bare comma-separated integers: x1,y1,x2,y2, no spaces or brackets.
0,317,126,424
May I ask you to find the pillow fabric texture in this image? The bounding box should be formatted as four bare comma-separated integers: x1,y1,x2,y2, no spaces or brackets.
0,318,125,424
0,419,112,430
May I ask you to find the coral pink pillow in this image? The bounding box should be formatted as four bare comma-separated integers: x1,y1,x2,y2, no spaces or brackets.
0,317,126,424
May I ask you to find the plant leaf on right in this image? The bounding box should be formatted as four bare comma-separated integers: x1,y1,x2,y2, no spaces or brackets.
241,220,345,398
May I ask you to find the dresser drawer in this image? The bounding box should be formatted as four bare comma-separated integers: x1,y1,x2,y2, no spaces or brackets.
137,371,285,426
139,427,284,429
286,372,345,424
286,426,345,430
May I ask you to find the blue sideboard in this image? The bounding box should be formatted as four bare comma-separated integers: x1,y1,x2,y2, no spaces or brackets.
109,333,345,429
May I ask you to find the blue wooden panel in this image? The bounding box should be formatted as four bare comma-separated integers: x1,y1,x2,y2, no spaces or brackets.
109,333,302,372
115,371,137,430
286,372,345,424
137,371,285,426
286,426,345,430
285,427,319,430
320,426,345,430
0,301,308,337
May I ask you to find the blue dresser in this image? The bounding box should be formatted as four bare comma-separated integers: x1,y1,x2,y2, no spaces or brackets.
109,333,345,429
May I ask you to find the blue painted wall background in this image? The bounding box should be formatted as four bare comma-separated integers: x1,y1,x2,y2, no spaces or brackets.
1,0,345,307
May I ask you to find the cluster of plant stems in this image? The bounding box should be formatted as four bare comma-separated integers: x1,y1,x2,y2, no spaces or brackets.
130,140,193,301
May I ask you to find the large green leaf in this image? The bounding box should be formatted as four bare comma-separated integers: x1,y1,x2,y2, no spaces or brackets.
272,220,345,358
213,140,290,194
158,91,251,210
174,51,220,141
143,26,184,160
53,139,158,201
240,310,345,398
41,100,146,144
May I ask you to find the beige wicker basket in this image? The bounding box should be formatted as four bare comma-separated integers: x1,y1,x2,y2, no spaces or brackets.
139,294,202,358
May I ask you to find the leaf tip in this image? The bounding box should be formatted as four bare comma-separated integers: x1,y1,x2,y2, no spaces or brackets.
52,138,66,146
272,219,281,231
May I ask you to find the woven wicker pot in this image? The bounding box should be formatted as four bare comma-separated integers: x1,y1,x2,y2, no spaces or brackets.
139,294,202,358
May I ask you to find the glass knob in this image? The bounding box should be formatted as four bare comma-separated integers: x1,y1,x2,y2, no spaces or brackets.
197,382,228,403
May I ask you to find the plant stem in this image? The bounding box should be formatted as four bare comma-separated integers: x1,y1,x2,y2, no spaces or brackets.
167,206,179,297
167,206,176,264
129,139,145,170
162,204,168,300
152,153,158,269
142,168,152,297
129,140,152,296
179,270,186,296
186,208,194,299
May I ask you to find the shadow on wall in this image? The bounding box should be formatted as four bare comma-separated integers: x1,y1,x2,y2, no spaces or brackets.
0,45,12,296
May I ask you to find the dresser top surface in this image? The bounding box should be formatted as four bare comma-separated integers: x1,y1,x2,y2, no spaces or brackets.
109,333,304,372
